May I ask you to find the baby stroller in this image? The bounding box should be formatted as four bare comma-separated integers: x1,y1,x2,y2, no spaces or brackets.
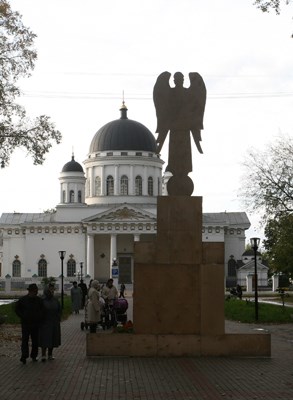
101,298,128,330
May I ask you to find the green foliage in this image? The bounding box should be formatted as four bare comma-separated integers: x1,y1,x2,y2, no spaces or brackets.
0,0,62,167
0,295,72,324
264,214,293,274
225,298,293,323
41,276,57,287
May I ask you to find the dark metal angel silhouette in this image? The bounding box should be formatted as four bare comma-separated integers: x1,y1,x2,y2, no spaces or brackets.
153,71,206,195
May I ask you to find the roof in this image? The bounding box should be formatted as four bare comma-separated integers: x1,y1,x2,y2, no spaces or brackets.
62,155,84,173
0,213,56,224
203,212,250,228
89,105,157,153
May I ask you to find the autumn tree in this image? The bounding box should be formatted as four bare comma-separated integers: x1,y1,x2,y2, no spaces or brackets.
263,215,293,275
0,0,61,167
254,0,292,14
240,136,293,274
239,135,293,222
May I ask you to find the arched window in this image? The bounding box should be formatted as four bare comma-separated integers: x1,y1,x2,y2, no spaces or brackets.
67,258,76,277
70,190,74,203
228,256,237,277
106,175,114,195
62,190,66,203
148,177,153,196
135,175,142,196
12,259,21,277
95,176,101,195
78,190,82,203
120,175,128,195
38,258,47,277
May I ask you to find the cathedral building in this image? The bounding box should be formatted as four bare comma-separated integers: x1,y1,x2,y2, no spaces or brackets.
0,104,250,286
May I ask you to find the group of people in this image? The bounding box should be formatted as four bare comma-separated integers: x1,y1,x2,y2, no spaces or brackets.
15,282,61,364
87,278,119,333
15,278,126,363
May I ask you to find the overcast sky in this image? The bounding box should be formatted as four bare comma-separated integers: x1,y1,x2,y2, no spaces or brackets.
1,0,293,244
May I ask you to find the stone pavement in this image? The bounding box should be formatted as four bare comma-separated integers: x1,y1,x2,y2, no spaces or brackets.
1,305,293,400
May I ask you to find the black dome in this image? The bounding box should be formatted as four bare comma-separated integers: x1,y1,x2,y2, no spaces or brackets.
89,105,157,153
62,155,84,172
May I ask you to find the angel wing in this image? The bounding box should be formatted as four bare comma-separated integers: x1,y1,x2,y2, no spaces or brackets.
188,72,206,154
153,71,172,153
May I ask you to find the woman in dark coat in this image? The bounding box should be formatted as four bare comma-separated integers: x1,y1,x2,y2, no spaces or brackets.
39,284,61,361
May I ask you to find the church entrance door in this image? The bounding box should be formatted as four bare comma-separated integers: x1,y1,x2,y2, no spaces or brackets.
118,256,132,284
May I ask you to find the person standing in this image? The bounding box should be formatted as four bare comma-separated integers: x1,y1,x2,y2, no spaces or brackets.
87,280,101,333
70,281,82,314
102,279,118,304
15,283,44,364
78,279,88,308
39,283,61,362
119,283,126,298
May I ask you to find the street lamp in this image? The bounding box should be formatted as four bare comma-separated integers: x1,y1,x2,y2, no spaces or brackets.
80,262,83,281
58,251,66,309
250,237,260,321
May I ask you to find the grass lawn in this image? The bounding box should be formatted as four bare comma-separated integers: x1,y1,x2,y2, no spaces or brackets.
225,298,293,323
0,295,72,324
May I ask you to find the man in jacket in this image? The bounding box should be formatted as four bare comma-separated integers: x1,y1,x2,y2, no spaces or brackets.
15,283,45,364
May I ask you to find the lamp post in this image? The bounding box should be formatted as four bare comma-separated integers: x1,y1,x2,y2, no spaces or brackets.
250,237,260,321
58,251,66,309
80,262,83,281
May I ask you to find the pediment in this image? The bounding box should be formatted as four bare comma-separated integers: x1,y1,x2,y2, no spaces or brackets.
239,261,269,271
82,205,156,223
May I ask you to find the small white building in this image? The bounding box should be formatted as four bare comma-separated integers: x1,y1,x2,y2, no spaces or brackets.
0,104,251,288
237,249,269,288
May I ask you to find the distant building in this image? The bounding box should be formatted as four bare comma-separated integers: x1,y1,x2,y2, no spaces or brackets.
0,104,251,287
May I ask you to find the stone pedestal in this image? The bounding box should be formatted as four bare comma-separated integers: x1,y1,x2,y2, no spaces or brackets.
87,196,271,357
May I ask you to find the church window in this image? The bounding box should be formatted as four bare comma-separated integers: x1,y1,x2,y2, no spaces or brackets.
106,175,114,195
228,256,237,277
12,259,21,277
135,176,142,195
38,258,47,277
70,190,74,203
62,190,66,203
95,177,101,195
148,177,153,196
67,258,76,277
78,190,82,202
120,175,128,195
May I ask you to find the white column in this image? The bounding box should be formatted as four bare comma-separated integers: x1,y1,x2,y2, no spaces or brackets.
90,167,94,197
129,166,134,195
110,234,118,285
101,166,105,196
87,234,95,278
134,234,140,242
143,166,148,195
114,165,119,195
110,234,117,265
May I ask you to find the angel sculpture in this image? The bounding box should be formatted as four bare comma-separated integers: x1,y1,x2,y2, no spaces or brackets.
153,71,206,195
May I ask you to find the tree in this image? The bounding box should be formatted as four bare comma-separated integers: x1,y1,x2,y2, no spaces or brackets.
0,0,61,167
263,214,293,275
254,0,292,14
239,135,293,223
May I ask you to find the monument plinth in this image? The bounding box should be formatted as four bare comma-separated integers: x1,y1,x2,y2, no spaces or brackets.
87,195,270,357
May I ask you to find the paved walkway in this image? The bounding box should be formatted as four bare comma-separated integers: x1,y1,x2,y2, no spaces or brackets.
1,302,293,399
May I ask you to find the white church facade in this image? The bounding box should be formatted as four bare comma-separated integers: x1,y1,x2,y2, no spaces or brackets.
0,104,251,288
